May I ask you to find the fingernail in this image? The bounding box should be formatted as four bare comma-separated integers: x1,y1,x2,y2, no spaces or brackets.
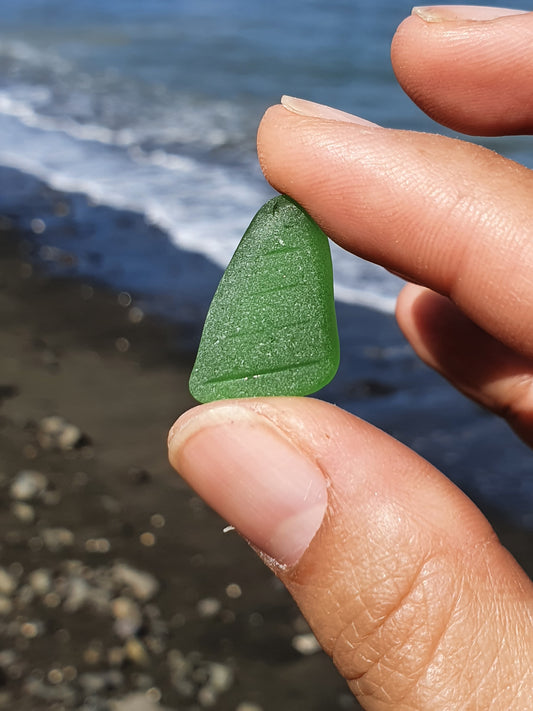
281,95,379,127
412,5,528,22
169,405,328,567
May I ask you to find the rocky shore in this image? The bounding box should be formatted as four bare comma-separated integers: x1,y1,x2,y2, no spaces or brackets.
0,224,362,710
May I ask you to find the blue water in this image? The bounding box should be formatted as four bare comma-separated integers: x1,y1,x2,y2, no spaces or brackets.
2,0,533,309
1,0,533,526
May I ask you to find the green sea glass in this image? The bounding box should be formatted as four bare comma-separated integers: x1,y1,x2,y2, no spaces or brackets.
189,194,339,403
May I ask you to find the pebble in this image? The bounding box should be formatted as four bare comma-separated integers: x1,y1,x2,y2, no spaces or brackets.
112,563,159,602
111,692,172,711
291,632,322,656
0,596,13,616
28,569,52,596
9,470,48,501
37,415,85,451
63,576,91,612
236,704,264,711
225,583,242,599
200,661,234,704
124,637,150,667
111,597,143,639
196,597,222,618
41,527,75,551
20,620,45,639
0,569,16,596
11,502,36,524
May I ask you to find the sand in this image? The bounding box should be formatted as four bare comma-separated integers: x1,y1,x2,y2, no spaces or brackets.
0,226,361,710
0,213,531,711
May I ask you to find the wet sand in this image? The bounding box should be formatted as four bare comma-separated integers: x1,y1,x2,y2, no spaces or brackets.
0,226,363,710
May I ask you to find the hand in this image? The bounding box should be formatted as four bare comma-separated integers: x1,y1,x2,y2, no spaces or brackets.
168,6,533,709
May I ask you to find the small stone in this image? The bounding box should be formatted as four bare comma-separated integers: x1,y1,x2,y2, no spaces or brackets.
43,592,61,608
225,583,242,599
124,637,150,667
128,306,144,324
37,415,85,451
139,532,156,547
112,563,159,602
112,597,143,639
197,597,222,618
85,537,111,554
20,620,45,639
205,661,234,694
236,704,264,711
63,576,91,612
150,513,165,529
28,569,52,596
41,527,75,552
11,502,35,524
0,596,13,616
291,632,322,656
0,569,16,596
10,470,48,501
47,668,64,685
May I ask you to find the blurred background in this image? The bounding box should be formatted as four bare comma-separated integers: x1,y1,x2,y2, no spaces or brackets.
0,1,532,710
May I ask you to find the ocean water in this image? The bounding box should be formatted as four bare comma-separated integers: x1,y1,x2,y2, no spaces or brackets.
2,0,533,310
1,0,533,525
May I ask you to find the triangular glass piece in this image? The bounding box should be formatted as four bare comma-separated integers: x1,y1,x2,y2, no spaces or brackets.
189,194,339,403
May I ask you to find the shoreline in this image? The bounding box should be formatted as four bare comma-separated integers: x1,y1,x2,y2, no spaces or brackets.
0,220,362,710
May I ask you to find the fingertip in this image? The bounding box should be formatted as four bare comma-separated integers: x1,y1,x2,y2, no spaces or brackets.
391,8,533,135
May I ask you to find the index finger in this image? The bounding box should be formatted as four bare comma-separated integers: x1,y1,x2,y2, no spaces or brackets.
257,104,533,356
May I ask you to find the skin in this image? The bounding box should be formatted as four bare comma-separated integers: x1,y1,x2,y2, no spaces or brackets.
169,7,533,710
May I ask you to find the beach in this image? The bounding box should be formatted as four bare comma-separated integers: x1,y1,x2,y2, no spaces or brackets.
0,185,369,711
1,1,533,705
0,170,531,711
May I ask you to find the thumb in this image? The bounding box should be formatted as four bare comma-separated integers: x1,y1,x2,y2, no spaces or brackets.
168,398,533,710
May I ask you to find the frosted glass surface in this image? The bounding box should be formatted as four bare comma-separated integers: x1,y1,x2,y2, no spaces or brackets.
189,195,339,402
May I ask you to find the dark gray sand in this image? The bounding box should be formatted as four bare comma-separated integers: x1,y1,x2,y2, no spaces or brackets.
0,224,531,711
0,228,363,711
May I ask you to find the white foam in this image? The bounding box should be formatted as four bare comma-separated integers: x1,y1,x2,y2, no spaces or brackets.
0,105,403,314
